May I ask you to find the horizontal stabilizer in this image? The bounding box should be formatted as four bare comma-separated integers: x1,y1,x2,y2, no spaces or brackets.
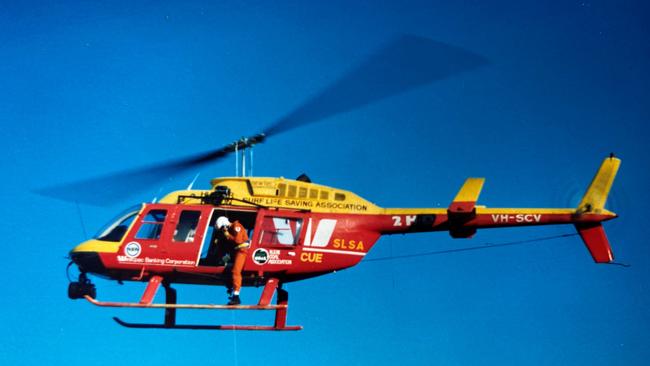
448,178,484,238
449,178,485,213
575,223,613,263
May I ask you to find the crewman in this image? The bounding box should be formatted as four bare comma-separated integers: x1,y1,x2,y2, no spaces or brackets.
215,216,250,305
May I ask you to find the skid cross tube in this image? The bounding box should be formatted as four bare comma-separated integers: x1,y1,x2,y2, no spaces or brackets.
85,295,287,310
85,277,301,330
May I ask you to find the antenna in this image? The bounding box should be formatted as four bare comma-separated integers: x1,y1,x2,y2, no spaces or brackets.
187,173,201,190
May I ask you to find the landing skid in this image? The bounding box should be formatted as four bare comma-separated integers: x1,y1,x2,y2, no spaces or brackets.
112,317,301,331
86,277,301,331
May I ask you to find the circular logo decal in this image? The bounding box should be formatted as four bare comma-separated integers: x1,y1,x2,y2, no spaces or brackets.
252,248,269,265
124,242,142,258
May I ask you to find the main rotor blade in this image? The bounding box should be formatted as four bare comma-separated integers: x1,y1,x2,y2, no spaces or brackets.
34,134,267,206
263,35,488,136
34,147,230,206
34,35,487,206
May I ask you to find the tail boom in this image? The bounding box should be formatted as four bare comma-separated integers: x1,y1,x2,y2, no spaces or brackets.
379,155,620,263
377,208,615,233
471,208,616,228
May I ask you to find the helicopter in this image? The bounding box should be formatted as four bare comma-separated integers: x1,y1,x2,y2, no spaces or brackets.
37,35,621,331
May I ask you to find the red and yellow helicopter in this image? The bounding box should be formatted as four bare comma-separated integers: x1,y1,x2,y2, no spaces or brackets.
38,36,621,331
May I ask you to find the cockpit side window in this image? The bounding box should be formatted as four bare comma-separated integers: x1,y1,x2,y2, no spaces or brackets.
95,206,141,242
135,209,167,240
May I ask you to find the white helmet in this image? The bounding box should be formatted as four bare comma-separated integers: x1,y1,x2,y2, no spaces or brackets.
216,216,231,229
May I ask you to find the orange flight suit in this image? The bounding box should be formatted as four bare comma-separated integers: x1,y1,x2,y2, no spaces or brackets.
224,220,250,293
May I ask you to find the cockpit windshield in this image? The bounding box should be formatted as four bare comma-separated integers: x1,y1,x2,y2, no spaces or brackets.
94,204,142,242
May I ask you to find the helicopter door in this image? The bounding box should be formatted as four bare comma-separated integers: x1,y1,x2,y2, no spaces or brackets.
168,205,212,266
199,208,258,266
249,209,305,270
119,204,211,267
120,204,174,262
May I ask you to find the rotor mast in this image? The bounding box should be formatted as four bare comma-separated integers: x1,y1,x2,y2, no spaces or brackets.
229,133,266,177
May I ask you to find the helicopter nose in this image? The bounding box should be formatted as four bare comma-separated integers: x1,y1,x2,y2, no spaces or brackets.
70,251,105,274
70,239,118,274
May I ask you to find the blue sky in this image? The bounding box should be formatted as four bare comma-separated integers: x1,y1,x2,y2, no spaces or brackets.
1,1,649,365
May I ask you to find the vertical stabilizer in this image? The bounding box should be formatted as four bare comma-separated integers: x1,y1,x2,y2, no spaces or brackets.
577,156,620,214
575,223,613,263
574,156,620,263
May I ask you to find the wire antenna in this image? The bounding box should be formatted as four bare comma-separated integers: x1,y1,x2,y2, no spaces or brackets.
363,233,579,262
75,201,88,239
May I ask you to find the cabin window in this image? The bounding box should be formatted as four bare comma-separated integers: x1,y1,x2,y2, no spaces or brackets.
320,191,329,200
135,209,167,240
288,185,297,198
334,192,346,201
278,183,286,197
259,216,303,246
173,210,201,243
299,187,308,198
309,189,318,199
95,205,140,242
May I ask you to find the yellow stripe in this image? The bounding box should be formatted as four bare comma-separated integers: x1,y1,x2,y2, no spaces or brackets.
72,239,121,253
384,208,448,215
384,207,579,216
477,208,575,214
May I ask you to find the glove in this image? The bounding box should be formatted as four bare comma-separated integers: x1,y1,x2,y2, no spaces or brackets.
221,253,231,265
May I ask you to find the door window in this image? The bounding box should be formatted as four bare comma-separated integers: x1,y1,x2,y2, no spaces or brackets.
173,210,201,243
